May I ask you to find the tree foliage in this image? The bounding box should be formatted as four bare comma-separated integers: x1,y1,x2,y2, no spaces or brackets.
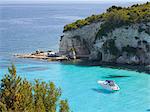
63,2,150,32
59,100,70,112
0,64,70,112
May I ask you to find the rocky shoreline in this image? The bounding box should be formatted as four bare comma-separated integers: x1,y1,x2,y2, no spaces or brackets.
15,50,68,61
15,51,150,74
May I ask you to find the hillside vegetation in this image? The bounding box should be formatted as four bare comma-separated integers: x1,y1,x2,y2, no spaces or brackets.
63,2,150,33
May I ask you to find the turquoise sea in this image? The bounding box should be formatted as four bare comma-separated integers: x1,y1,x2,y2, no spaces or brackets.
0,3,150,112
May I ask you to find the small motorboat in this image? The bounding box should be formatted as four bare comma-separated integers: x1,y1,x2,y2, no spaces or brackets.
97,80,120,91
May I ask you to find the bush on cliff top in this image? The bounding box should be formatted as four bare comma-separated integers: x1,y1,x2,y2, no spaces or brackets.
63,2,150,32
0,65,70,112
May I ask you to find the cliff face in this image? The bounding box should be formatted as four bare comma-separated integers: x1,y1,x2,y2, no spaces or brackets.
92,22,150,64
59,3,150,65
59,22,150,65
59,22,102,57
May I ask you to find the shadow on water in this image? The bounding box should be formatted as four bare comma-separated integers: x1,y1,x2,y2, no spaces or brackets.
103,75,130,78
22,67,49,72
92,88,115,94
146,109,150,111
61,60,150,74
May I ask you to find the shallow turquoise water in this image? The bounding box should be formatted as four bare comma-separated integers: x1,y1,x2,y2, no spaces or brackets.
0,58,150,112
0,3,150,112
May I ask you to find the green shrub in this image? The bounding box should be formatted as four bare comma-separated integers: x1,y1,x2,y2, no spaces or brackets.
0,64,70,112
63,2,150,33
59,100,70,112
96,9,130,38
106,5,123,12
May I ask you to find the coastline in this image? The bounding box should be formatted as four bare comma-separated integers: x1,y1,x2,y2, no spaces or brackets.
15,51,150,74
61,60,150,74
1,3,150,112
14,50,68,61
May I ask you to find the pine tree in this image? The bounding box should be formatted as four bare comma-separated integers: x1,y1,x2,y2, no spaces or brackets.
59,100,70,112
0,64,22,111
0,65,70,112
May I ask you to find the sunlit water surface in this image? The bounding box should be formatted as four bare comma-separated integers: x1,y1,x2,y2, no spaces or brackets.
0,3,150,112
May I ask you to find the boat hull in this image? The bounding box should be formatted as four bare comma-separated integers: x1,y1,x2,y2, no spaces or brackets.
97,80,120,91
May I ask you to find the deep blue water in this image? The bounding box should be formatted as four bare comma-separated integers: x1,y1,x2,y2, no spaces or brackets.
0,3,150,112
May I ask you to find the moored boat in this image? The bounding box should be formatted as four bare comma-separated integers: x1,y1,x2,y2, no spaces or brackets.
97,80,120,91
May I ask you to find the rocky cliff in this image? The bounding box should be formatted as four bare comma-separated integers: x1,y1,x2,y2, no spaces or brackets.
59,22,102,57
59,3,150,65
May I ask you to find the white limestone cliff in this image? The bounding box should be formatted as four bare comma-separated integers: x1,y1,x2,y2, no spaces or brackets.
59,22,150,65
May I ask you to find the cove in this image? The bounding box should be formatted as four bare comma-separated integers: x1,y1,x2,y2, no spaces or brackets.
0,59,150,112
